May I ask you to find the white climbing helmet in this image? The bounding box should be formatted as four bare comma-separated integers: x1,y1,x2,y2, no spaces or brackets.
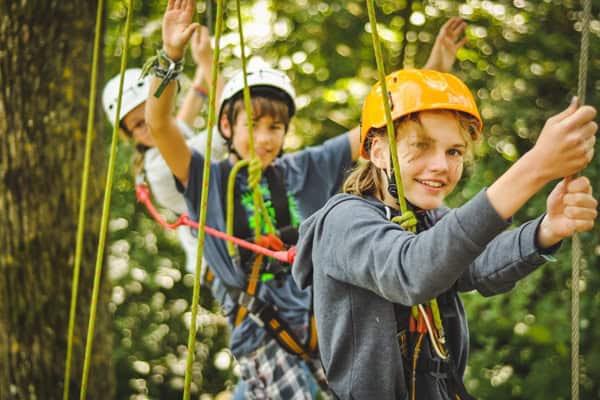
217,67,296,134
102,68,150,126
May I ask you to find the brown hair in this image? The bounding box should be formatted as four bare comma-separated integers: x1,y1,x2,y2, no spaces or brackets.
223,92,292,132
343,110,480,197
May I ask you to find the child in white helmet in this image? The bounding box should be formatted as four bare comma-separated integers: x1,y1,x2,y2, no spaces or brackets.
102,26,228,276
292,68,597,399
145,0,471,397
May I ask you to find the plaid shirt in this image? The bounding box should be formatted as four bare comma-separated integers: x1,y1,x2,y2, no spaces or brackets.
238,339,329,399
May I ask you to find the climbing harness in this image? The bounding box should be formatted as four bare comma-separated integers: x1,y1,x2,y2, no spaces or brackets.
136,179,322,387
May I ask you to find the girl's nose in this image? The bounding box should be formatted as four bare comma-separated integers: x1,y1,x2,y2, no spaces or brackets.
428,151,449,172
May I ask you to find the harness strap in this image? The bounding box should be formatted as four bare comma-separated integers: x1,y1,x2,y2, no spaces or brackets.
216,160,318,362
234,254,263,326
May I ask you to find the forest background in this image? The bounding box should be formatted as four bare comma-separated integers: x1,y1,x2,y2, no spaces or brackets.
1,0,599,399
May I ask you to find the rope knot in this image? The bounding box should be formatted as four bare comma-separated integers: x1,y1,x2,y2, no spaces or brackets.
247,157,262,189
391,211,417,232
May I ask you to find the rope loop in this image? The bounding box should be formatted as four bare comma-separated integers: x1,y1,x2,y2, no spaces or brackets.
391,211,417,232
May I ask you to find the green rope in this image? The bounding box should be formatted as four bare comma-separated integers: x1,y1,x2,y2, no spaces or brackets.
572,1,590,398
365,0,415,233
366,0,449,364
224,0,276,258
63,0,104,399
226,160,276,257
235,0,276,242
79,0,134,398
227,160,249,256
182,0,224,397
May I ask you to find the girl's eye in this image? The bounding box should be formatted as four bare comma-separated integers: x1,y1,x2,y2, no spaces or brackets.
448,148,464,157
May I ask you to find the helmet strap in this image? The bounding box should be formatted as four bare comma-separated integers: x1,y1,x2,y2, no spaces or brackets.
386,153,399,201
227,139,244,161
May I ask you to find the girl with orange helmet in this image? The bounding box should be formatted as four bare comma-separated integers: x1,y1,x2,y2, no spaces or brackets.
292,69,597,399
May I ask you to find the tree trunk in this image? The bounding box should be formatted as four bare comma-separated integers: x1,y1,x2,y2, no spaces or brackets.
0,1,114,398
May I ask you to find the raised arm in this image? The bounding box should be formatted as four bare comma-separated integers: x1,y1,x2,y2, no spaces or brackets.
146,0,198,186
176,25,224,126
423,17,467,72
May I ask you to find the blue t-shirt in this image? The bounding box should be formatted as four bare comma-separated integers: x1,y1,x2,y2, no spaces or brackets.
177,133,352,357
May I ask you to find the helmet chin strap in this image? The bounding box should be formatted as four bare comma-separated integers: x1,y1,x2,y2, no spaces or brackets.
227,139,244,161
386,153,398,201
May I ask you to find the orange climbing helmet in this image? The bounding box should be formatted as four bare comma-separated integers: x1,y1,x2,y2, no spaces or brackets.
360,69,483,159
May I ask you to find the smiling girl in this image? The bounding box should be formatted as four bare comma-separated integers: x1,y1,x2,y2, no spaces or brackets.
292,69,598,400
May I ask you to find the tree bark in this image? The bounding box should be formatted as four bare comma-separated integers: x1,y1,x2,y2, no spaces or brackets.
0,1,114,398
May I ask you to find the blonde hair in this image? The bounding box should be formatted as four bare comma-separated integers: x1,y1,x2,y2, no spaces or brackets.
344,110,480,197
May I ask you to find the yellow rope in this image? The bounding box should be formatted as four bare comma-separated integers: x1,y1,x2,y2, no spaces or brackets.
79,0,134,398
63,0,104,399
365,0,416,233
182,0,225,397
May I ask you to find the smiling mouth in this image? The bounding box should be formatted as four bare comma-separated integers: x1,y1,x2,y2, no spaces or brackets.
416,179,444,189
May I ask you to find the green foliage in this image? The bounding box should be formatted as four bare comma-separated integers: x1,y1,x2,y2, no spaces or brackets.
104,0,599,398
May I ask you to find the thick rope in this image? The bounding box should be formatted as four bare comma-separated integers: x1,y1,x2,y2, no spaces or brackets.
226,160,276,257
365,0,416,233
182,0,224,397
572,1,590,398
79,0,134,398
235,0,276,242
227,160,249,256
63,0,104,399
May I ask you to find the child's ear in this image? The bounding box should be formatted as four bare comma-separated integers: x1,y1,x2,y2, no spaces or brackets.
219,113,232,139
370,136,389,170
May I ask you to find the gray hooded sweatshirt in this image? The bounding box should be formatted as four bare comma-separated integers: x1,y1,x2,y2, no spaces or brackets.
292,190,557,399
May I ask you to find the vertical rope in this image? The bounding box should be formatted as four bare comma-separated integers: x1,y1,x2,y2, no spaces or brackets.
63,0,104,399
182,0,224,397
365,0,414,232
79,0,134,398
235,0,265,242
572,1,591,398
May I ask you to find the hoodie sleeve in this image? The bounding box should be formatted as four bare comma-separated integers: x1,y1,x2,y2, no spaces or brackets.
294,190,511,306
455,214,561,296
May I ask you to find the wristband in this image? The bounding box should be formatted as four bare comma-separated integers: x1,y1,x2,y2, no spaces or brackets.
141,49,184,98
192,85,208,99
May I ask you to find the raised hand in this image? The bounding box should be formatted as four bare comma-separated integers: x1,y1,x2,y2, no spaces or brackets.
537,177,597,247
530,99,597,182
190,25,213,69
423,17,467,73
162,0,199,61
